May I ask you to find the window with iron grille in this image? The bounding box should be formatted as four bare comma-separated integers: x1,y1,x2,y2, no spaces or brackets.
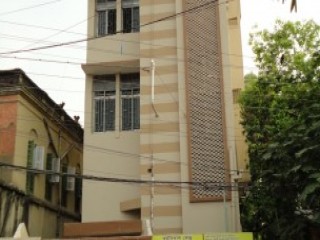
93,75,116,132
121,73,140,130
96,0,116,36
122,0,139,33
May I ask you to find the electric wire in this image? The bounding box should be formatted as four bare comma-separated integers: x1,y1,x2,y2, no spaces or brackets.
0,0,224,55
0,0,62,17
0,1,256,178
0,162,244,192
0,126,249,176
0,8,255,61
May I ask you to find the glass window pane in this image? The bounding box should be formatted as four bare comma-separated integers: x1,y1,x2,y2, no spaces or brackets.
105,99,115,131
97,0,116,36
108,9,116,34
120,73,140,90
93,77,116,132
122,8,132,33
121,73,140,131
122,98,132,130
133,97,140,129
94,99,104,132
97,11,106,36
94,75,116,91
132,7,140,32
122,0,139,33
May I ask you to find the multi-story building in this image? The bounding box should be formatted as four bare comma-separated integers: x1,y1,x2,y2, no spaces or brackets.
0,69,83,238
81,0,246,234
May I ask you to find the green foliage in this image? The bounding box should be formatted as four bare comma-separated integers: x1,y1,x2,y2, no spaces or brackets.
240,20,320,239
244,72,258,87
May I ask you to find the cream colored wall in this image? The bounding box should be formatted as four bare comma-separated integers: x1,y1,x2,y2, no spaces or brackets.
218,0,241,231
82,131,140,222
227,0,244,90
139,0,183,234
83,0,142,224
226,0,249,182
86,0,140,64
82,76,140,222
83,0,245,234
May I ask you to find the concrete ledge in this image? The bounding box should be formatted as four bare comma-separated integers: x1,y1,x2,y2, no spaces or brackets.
63,220,143,238
120,198,141,212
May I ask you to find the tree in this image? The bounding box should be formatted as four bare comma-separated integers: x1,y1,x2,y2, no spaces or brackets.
240,20,320,240
244,72,258,86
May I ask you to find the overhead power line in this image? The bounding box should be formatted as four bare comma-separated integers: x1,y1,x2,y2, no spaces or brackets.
0,0,221,55
0,17,254,61
0,162,242,191
0,0,62,17
0,19,86,36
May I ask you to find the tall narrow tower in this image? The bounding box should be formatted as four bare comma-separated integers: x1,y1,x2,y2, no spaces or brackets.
82,0,245,234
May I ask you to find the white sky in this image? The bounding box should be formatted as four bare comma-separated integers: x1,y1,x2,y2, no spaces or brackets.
241,0,320,74
0,0,319,124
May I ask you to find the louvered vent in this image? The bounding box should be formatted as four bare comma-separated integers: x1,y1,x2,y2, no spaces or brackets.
184,0,228,201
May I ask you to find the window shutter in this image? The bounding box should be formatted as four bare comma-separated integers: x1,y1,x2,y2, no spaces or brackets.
50,158,60,183
66,166,76,191
45,153,53,201
26,141,35,194
33,146,45,170
27,141,34,168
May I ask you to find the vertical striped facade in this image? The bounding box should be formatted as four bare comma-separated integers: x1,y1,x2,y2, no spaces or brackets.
82,0,245,234
139,0,182,233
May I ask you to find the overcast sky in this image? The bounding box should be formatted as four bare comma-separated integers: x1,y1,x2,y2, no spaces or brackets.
0,0,319,125
241,0,320,74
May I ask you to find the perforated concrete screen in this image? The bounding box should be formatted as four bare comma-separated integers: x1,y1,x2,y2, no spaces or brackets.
184,0,228,201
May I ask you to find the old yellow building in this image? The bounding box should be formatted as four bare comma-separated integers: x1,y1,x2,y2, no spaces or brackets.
81,0,247,234
0,69,83,238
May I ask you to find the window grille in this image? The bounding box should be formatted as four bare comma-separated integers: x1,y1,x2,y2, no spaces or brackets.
121,73,140,130
93,75,116,132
